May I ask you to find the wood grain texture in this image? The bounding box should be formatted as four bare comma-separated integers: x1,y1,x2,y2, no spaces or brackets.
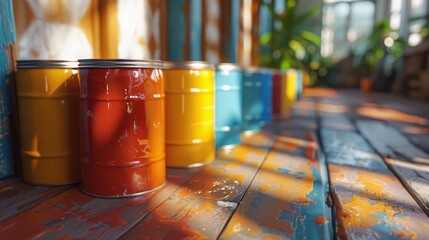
122,132,276,239
356,120,429,216
321,128,429,239
387,121,429,153
220,130,332,239
0,168,198,239
0,178,72,221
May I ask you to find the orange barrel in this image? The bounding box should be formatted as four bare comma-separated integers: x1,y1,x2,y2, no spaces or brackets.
164,62,215,167
16,60,80,185
79,59,165,197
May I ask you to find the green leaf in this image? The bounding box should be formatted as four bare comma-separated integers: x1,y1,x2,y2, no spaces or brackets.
300,31,321,46
260,33,272,45
280,58,290,70
294,6,321,26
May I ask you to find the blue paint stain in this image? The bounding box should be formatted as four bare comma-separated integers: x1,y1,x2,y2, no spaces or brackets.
371,212,410,239
296,171,305,175
277,168,290,175
0,0,16,178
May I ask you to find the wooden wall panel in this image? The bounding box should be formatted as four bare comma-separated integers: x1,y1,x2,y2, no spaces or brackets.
13,0,99,59
237,0,260,67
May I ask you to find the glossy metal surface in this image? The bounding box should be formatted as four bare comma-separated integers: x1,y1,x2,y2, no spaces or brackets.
164,64,215,167
215,64,242,148
242,70,263,131
260,70,273,125
16,61,80,185
281,70,297,117
79,60,165,197
271,71,282,117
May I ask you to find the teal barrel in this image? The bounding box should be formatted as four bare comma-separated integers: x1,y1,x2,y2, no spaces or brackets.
215,64,243,147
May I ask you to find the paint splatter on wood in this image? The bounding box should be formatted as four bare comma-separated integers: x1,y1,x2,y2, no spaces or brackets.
321,129,429,239
220,130,332,239
0,168,198,239
356,120,429,216
122,134,275,239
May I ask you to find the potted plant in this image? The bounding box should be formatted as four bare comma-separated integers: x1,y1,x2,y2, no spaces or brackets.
259,0,323,86
352,19,406,92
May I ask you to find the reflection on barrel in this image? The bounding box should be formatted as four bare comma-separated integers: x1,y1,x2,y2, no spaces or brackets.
79,59,165,197
16,60,80,185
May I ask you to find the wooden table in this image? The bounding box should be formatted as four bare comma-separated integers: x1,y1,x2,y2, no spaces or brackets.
1,88,429,239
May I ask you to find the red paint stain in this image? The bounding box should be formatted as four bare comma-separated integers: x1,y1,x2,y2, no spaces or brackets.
313,216,329,225
305,133,317,167
0,189,93,239
291,197,315,205
88,207,127,227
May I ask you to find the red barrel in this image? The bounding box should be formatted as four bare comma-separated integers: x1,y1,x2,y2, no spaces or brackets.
79,59,165,198
272,70,282,118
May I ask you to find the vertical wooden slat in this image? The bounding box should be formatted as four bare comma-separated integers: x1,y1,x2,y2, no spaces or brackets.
0,0,16,178
159,0,168,60
167,0,189,60
100,0,119,58
202,0,221,63
13,0,97,59
238,0,260,67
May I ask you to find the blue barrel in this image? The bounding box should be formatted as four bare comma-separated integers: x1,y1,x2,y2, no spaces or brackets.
0,0,16,178
215,64,243,147
242,69,263,132
260,69,273,125
296,70,303,100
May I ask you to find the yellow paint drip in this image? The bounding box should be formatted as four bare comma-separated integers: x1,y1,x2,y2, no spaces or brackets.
356,171,395,199
340,195,398,229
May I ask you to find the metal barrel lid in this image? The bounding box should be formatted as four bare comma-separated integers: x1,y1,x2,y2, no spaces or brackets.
243,67,273,73
163,61,214,70
17,60,78,68
78,59,163,68
216,63,242,71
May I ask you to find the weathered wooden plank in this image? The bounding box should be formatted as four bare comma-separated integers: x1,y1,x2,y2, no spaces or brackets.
387,121,429,153
321,129,429,239
0,168,199,239
0,178,72,221
319,115,355,131
263,117,317,134
121,132,276,239
356,120,429,216
219,130,332,239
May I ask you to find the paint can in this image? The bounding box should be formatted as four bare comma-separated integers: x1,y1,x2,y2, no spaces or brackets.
164,61,215,167
271,70,282,119
16,60,80,185
281,70,297,118
296,69,303,100
79,59,165,197
215,64,242,148
260,69,273,126
242,68,263,132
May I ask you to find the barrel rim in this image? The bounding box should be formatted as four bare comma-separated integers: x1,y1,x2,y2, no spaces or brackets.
243,67,274,73
164,61,214,70
78,59,163,68
216,63,242,71
17,60,78,68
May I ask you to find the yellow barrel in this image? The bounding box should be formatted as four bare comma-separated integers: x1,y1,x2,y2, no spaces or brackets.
164,62,215,167
16,60,80,185
280,69,297,118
